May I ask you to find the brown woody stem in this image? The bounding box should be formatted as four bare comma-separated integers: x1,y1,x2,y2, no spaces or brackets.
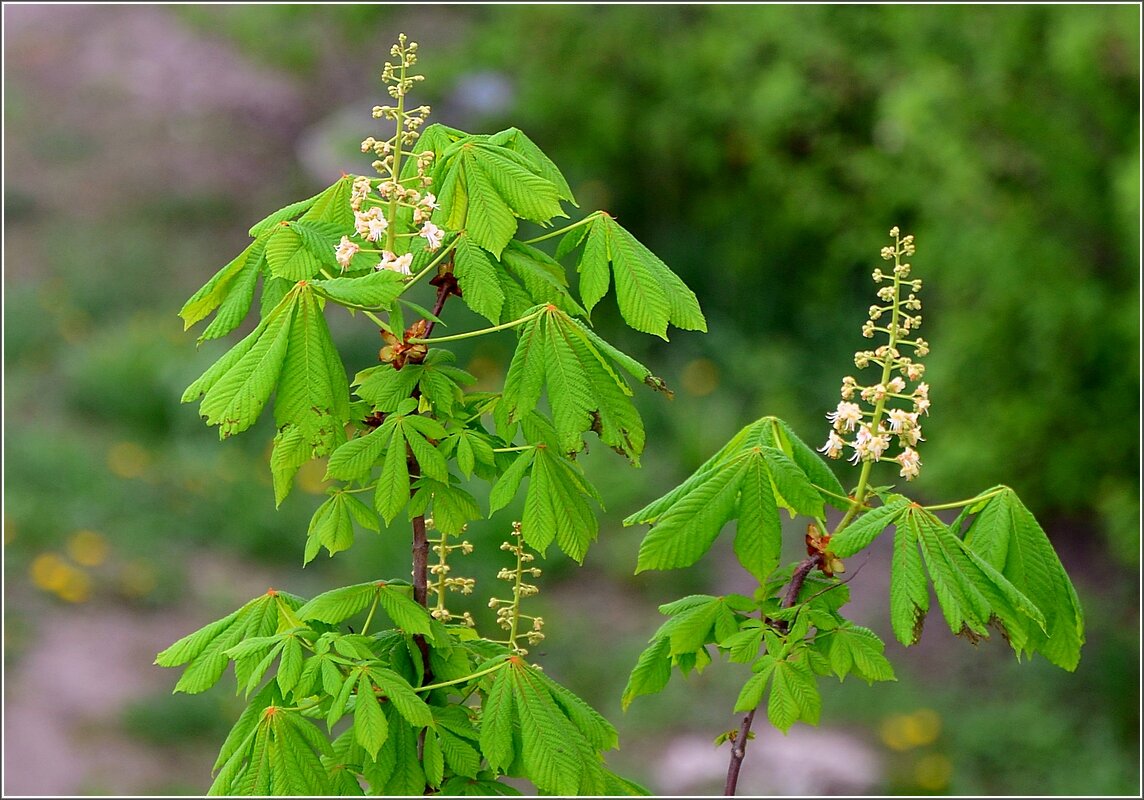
723,554,822,796
405,259,457,677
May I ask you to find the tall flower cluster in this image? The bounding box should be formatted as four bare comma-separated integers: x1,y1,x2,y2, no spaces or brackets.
487,522,546,655
334,34,445,275
426,517,477,627
819,228,930,480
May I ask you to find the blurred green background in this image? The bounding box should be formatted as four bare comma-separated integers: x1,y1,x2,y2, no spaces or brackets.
3,4,1139,795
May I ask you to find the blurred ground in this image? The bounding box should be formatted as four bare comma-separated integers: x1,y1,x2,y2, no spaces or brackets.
3,4,1139,796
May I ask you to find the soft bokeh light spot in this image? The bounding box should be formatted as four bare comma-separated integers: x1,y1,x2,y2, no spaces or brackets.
30,553,92,602
904,708,942,747
465,354,502,390
107,441,154,479
880,713,914,752
914,753,953,791
67,529,110,567
680,357,719,397
55,570,93,603
30,553,71,592
882,709,943,753
296,458,331,495
118,559,158,598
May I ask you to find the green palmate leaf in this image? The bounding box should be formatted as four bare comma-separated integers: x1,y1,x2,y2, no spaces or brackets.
354,672,388,759
772,418,847,508
184,282,350,452
763,446,825,518
733,657,774,712
497,241,586,319
298,175,355,229
519,446,601,561
380,707,428,795
766,654,821,732
304,492,379,564
822,624,897,684
311,270,406,311
453,234,506,324
437,139,565,256
830,497,911,558
180,238,265,341
436,728,482,779
479,664,515,773
512,674,589,796
296,581,432,635
487,127,577,205
368,666,434,727
502,305,650,460
910,507,1046,653
184,293,292,438
963,487,1085,670
488,447,536,513
272,284,351,496
211,701,335,796
735,455,783,581
888,510,930,646
529,667,619,752
356,350,476,416
566,214,706,339
408,476,482,536
632,425,826,578
910,509,993,640
248,196,321,238
212,682,277,776
498,659,613,795
635,454,749,573
264,220,341,281
626,417,795,522
156,589,304,694
622,636,672,709
654,595,741,656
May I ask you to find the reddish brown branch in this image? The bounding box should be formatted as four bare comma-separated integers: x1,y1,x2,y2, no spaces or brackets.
724,554,823,796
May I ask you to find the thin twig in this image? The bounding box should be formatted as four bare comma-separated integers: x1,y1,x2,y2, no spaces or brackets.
724,554,822,796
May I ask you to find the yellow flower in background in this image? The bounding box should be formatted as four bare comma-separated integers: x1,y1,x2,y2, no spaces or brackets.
880,708,942,751
55,571,93,603
29,552,92,603
107,441,153,479
30,553,71,592
914,753,953,791
67,529,110,567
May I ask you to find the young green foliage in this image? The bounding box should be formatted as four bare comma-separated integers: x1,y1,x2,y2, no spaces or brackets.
161,34,693,796
623,228,1084,795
